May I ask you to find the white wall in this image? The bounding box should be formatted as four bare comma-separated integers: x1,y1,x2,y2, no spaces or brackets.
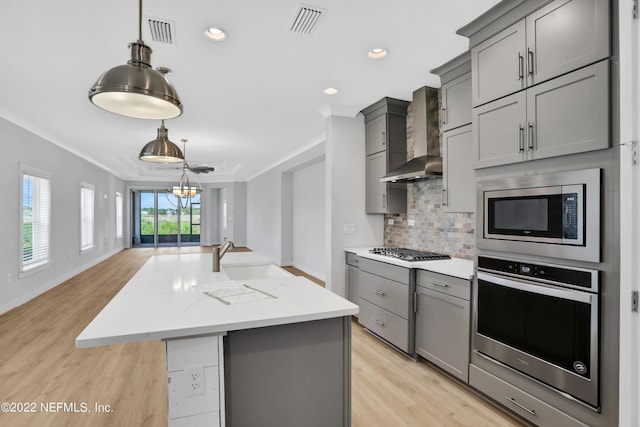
292,159,326,280
246,142,325,265
0,117,126,314
246,112,384,292
324,113,383,296
617,0,640,424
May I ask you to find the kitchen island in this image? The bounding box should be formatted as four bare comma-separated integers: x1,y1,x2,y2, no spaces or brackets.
76,251,358,427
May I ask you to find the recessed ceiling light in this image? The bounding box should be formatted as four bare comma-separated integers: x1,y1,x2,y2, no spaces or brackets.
205,27,227,41
368,48,388,59
323,87,339,95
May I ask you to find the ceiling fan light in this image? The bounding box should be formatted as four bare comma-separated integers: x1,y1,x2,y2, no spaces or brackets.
139,122,184,163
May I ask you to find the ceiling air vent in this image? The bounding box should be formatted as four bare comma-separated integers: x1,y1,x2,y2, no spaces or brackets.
145,16,176,45
289,4,326,35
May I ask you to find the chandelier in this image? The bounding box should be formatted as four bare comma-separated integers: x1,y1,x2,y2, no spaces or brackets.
166,139,202,209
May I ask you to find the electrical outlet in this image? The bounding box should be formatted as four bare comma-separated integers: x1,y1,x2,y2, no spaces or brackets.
388,219,394,225
184,366,205,397
408,219,415,226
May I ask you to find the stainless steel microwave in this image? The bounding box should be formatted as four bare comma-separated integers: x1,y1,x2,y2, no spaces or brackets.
477,169,601,262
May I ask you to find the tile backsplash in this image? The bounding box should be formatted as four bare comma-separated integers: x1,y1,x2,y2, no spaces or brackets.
383,99,475,259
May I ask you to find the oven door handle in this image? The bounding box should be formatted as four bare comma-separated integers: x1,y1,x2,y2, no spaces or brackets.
477,271,594,304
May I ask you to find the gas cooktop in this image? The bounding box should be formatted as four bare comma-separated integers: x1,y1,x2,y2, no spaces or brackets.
369,247,450,261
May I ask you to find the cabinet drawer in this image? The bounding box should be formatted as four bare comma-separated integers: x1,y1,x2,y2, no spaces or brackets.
359,270,409,319
345,252,360,267
469,364,589,427
416,270,470,301
359,258,410,284
358,298,409,353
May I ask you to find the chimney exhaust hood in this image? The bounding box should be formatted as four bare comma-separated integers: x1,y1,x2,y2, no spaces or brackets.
381,86,441,183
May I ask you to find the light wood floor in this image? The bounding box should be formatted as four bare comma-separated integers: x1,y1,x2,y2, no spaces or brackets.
0,247,523,427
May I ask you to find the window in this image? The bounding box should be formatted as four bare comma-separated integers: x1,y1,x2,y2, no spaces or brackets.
21,170,51,272
81,183,95,252
115,192,123,238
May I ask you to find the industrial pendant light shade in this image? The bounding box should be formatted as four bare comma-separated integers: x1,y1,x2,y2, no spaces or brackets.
139,120,184,163
88,0,183,119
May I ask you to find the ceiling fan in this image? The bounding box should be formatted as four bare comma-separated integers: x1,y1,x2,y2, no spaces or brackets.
177,139,215,174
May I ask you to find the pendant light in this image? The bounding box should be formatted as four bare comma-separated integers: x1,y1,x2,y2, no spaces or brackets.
139,120,184,163
88,0,183,119
165,139,202,210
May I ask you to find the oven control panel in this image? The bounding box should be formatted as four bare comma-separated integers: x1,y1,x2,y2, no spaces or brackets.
478,256,598,292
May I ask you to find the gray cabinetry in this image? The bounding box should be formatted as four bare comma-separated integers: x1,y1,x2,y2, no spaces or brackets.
473,60,608,168
432,51,474,213
441,73,472,132
362,98,409,214
525,0,609,87
358,258,413,354
470,0,609,107
443,125,474,212
345,252,360,317
526,60,609,160
415,270,471,382
471,19,526,107
469,365,590,427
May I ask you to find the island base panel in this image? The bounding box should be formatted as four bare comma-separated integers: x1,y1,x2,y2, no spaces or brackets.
224,316,352,427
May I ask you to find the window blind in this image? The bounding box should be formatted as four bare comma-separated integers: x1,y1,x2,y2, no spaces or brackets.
81,185,94,251
22,174,50,271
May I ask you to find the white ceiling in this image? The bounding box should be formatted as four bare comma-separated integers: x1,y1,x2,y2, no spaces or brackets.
0,0,500,183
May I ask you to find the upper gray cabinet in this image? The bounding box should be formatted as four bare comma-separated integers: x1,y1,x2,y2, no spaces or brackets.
470,0,610,107
432,52,475,213
473,60,609,168
432,51,473,132
361,98,409,214
471,20,526,107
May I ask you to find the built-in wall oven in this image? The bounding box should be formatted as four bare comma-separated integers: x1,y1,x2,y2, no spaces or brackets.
474,256,600,408
478,168,601,262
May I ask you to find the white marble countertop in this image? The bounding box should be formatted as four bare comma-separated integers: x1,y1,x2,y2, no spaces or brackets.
345,247,474,280
76,252,358,348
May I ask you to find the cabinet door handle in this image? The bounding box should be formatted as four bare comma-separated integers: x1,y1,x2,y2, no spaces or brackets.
442,107,447,125
442,188,447,206
527,48,534,76
528,122,535,151
506,397,536,416
518,53,524,80
381,131,386,146
413,291,418,313
374,319,385,326
374,290,385,296
382,193,386,209
430,280,449,288
518,125,525,152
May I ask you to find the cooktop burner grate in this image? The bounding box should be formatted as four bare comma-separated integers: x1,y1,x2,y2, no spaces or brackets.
369,247,450,261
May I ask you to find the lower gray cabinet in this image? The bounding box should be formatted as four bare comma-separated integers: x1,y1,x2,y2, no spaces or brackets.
358,258,413,354
345,252,360,317
415,270,470,382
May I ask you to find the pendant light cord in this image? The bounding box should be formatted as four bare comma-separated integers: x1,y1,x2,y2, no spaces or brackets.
138,0,143,42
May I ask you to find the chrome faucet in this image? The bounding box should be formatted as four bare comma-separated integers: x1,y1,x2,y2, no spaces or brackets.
213,238,235,272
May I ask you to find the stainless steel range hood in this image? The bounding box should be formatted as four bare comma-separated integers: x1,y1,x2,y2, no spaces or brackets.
381,86,441,182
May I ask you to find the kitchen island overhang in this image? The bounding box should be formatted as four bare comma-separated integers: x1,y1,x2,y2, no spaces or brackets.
76,252,358,427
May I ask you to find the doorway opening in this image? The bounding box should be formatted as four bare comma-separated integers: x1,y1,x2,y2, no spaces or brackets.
131,190,201,248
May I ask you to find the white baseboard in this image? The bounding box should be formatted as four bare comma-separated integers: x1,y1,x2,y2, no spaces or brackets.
0,248,123,315
291,263,325,282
